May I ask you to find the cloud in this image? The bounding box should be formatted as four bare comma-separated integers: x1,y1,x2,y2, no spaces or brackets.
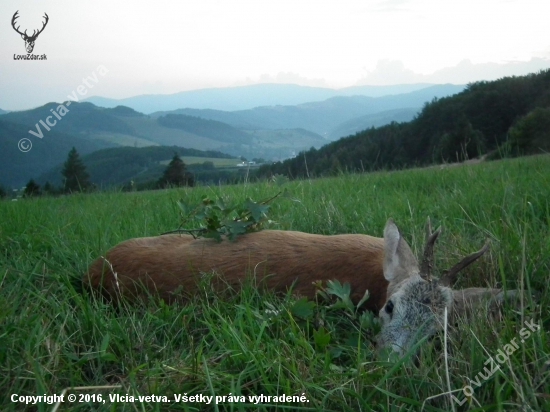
372,0,411,13
356,58,550,85
430,58,550,83
534,46,550,59
235,72,330,88
356,60,423,85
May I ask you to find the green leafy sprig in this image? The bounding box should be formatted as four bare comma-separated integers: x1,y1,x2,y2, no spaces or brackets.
163,192,284,241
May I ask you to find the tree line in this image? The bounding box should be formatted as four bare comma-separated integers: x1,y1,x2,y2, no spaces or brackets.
11,149,195,198
257,69,550,178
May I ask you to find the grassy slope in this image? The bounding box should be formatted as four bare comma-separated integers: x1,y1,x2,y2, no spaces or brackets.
114,116,223,151
0,156,548,411
158,157,243,168
88,132,160,148
245,129,326,148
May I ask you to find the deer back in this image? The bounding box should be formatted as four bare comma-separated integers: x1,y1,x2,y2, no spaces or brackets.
84,230,388,311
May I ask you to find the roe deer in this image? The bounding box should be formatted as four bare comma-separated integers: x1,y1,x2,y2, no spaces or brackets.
84,219,515,354
84,229,388,311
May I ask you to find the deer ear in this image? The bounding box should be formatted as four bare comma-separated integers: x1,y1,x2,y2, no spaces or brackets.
383,219,401,281
383,219,419,283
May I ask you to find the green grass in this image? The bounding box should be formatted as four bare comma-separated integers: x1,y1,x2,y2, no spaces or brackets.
90,132,161,148
159,157,240,168
1,155,549,411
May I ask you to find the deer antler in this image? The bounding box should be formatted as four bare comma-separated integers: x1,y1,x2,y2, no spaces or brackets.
31,13,49,39
439,240,490,287
11,11,26,37
11,11,49,40
419,217,441,282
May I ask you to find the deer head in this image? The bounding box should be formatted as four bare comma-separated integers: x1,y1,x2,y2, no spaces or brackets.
377,219,492,356
11,11,49,54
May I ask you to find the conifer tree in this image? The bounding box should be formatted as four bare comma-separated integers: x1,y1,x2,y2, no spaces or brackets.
62,147,91,193
43,181,56,196
24,179,41,197
158,153,194,188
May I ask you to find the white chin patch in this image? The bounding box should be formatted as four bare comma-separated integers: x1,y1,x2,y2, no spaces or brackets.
391,344,404,354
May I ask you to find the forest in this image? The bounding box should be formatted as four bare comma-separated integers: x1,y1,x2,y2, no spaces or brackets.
258,69,550,178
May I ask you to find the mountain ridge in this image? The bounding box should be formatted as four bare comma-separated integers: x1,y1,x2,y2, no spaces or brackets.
85,82,444,113
150,84,464,138
0,83,466,188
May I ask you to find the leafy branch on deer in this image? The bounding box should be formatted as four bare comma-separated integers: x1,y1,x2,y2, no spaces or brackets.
163,191,285,241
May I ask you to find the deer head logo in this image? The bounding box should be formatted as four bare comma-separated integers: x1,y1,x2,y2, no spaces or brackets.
11,11,49,54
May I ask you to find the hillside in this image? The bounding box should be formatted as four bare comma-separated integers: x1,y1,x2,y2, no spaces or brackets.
0,102,324,186
3,102,139,137
1,102,242,152
157,114,253,145
0,119,114,188
85,83,437,112
245,128,326,156
327,107,420,140
259,70,550,178
36,146,238,188
0,109,8,115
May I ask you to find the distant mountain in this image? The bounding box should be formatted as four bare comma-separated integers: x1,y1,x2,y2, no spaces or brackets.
258,69,550,178
0,108,8,115
85,83,440,113
153,84,464,138
151,108,259,129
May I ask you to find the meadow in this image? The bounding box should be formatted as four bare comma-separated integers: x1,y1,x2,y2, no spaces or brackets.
158,157,241,168
0,155,548,411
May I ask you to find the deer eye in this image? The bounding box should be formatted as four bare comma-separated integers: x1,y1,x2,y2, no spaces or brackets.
385,300,394,314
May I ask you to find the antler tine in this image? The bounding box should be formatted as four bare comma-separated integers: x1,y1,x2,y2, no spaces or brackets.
32,13,49,38
419,217,441,281
39,13,49,32
11,11,26,36
439,240,490,287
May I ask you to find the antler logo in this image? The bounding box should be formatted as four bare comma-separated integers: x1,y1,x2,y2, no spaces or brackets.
11,11,49,54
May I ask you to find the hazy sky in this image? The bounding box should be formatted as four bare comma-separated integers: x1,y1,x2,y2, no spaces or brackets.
1,0,549,110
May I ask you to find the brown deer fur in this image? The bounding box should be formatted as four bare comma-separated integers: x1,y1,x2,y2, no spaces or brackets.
84,230,388,311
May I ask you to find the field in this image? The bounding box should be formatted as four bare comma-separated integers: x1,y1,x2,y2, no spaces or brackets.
159,157,241,168
1,155,548,411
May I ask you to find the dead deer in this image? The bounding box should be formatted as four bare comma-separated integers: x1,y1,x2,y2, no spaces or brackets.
84,229,388,311
84,219,517,354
